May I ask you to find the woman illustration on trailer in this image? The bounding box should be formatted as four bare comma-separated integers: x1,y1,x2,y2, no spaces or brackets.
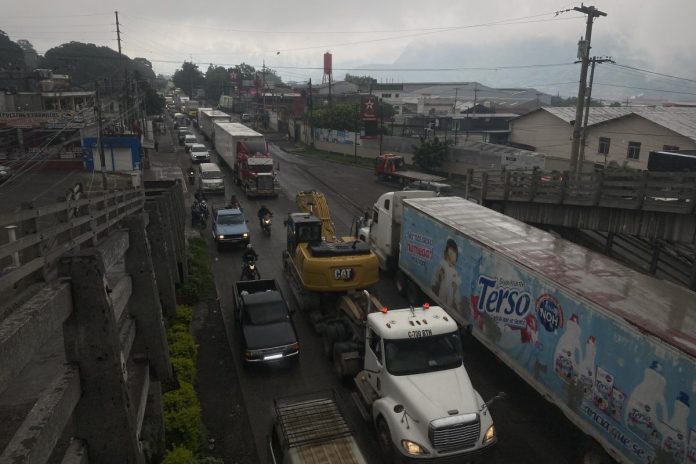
431,238,462,310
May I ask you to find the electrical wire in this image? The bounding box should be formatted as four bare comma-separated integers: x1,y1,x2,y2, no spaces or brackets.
610,63,696,85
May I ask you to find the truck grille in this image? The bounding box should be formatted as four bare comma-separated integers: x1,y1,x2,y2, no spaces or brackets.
429,413,480,452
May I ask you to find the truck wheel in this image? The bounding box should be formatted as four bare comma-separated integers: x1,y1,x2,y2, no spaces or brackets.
576,438,612,464
376,419,396,464
394,270,407,296
309,311,325,334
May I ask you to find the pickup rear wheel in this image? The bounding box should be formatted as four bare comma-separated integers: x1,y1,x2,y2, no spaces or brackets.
376,419,396,464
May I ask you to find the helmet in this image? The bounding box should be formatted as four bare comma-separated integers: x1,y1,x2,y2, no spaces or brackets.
260,205,266,209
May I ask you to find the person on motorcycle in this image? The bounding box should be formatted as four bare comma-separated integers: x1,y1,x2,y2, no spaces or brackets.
257,204,272,228
241,244,260,279
242,243,259,264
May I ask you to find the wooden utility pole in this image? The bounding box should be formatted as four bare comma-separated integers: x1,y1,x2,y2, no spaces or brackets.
578,56,614,173
94,80,107,190
115,11,127,132
569,5,607,178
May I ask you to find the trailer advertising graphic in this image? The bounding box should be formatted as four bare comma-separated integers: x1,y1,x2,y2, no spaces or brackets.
400,207,695,464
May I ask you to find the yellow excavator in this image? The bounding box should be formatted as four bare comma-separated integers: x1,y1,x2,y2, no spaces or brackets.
283,190,380,329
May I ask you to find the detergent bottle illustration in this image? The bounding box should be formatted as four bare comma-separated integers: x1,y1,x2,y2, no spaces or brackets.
625,361,668,445
661,392,690,461
554,313,581,381
576,335,596,400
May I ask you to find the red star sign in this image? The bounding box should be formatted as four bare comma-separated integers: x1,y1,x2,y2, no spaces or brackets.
364,100,375,110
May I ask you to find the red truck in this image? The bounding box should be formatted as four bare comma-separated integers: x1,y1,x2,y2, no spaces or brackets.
213,122,279,197
374,153,445,185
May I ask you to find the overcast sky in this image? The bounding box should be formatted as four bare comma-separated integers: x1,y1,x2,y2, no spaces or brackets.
3,1,695,96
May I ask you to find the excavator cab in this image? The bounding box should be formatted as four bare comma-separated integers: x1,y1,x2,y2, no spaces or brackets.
285,213,322,254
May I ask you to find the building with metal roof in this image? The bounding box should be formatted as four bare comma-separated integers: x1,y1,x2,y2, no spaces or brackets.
509,107,696,170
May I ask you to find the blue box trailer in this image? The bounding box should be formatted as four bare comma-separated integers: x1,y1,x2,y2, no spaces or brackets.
368,193,696,464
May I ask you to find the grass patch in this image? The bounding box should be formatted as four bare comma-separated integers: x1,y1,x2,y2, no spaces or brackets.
296,145,375,169
177,238,215,305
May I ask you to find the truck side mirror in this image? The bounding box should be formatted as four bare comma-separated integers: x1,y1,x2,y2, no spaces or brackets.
393,404,404,414
485,392,507,408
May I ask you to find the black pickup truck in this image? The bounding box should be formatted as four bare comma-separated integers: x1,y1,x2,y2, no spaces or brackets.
233,279,299,365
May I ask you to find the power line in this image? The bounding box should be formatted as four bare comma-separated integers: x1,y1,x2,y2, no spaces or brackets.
120,10,574,35
609,63,696,85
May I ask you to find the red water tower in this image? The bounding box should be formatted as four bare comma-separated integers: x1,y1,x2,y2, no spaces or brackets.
322,52,332,84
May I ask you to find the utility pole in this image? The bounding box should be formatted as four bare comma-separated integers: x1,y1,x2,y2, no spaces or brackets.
569,4,607,178
379,98,383,157
578,56,614,174
262,60,267,123
308,78,313,147
115,11,125,132
354,102,359,164
94,80,107,190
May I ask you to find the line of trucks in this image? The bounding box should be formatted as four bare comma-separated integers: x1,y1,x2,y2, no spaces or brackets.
195,109,280,197
235,185,695,464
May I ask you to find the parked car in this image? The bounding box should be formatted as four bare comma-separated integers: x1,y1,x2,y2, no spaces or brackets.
241,113,251,122
189,143,211,163
403,180,453,196
183,135,197,152
211,202,249,248
0,165,14,184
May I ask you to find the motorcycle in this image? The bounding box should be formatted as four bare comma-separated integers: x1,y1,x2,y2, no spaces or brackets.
260,213,272,236
191,198,209,229
240,257,261,281
187,168,195,186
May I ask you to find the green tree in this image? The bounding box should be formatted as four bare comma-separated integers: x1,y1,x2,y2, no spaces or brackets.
609,101,622,107
344,73,377,91
134,70,164,116
16,39,38,69
41,42,155,89
203,65,228,105
173,62,204,98
412,136,451,171
311,102,360,131
233,62,256,80
0,31,25,71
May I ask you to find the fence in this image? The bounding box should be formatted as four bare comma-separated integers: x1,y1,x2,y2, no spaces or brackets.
0,180,187,463
465,169,696,215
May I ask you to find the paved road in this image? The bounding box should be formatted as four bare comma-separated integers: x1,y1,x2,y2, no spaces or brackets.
156,121,583,463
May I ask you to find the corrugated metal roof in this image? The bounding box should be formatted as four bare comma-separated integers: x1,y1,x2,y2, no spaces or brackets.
540,107,696,142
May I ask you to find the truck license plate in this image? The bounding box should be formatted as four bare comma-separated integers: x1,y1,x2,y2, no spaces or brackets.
334,268,353,280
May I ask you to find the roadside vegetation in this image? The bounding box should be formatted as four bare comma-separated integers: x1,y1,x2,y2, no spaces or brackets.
164,238,221,464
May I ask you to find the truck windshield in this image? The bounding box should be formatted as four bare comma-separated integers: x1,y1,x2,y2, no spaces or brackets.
384,331,463,376
244,302,288,325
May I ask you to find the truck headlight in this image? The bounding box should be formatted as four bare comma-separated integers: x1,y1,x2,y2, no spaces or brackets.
218,235,224,239
242,233,249,237
483,425,496,445
401,440,429,455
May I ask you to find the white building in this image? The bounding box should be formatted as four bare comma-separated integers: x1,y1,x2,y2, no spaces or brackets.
509,107,696,170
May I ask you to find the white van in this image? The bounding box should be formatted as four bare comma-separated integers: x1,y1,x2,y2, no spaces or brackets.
198,163,224,194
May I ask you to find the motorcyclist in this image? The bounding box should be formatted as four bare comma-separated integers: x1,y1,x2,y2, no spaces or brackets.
241,244,260,279
242,243,259,264
187,166,195,185
257,204,272,228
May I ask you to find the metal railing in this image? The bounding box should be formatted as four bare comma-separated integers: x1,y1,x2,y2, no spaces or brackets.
465,169,696,214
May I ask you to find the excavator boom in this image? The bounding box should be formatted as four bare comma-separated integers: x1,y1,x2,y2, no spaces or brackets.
296,190,337,242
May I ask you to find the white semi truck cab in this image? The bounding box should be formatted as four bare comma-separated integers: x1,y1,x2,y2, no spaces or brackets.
354,304,500,462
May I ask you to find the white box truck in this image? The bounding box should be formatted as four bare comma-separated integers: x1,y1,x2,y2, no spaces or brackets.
198,108,230,142
362,192,696,464
212,122,278,197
